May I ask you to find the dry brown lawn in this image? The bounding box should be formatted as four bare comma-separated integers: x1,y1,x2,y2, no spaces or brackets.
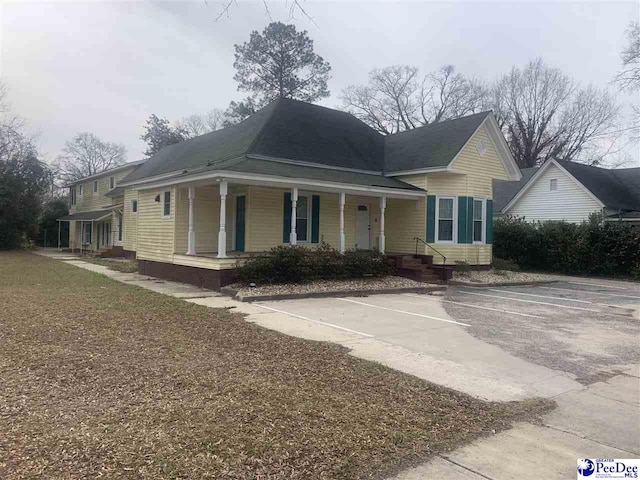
0,251,553,479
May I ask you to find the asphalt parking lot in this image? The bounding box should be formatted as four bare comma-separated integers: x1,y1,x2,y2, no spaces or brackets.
256,277,639,387
445,280,640,381
251,277,640,472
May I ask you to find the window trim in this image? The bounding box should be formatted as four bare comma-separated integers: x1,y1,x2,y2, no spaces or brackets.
550,178,558,191
93,180,98,194
131,199,138,213
435,195,457,244
161,190,171,218
295,192,312,243
472,197,486,244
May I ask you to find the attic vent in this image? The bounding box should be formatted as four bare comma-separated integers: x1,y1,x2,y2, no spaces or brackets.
476,140,487,157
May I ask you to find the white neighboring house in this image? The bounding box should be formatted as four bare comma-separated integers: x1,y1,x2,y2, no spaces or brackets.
493,158,640,225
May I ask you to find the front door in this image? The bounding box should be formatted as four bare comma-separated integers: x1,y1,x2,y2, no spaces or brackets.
355,204,371,249
235,195,246,252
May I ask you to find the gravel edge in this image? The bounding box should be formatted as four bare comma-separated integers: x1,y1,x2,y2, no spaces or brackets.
222,286,447,302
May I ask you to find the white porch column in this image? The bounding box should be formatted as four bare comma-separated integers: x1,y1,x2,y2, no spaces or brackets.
379,196,386,254
339,192,346,254
290,187,298,245
186,186,196,255
217,181,228,258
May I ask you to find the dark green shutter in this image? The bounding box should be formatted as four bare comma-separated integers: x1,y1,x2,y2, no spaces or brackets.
283,192,291,243
458,197,473,244
426,195,436,243
311,195,320,243
457,197,467,244
486,200,493,244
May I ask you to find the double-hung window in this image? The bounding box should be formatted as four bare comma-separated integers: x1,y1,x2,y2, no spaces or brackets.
70,187,76,206
93,180,98,193
132,200,138,213
78,184,83,196
473,199,485,243
162,191,171,218
296,195,309,242
437,197,455,242
109,176,115,189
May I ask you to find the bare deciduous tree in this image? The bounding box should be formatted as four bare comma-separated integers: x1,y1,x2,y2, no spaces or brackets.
176,109,225,138
614,22,640,143
492,58,620,168
54,132,126,184
340,65,487,134
615,22,640,92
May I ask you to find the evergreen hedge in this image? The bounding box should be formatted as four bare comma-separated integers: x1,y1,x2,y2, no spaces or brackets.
493,214,640,279
238,243,390,285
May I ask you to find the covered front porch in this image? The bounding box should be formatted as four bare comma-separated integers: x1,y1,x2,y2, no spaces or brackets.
58,206,124,254
133,171,426,273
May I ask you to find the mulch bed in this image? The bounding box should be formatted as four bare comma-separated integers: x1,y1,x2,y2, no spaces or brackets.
0,252,553,479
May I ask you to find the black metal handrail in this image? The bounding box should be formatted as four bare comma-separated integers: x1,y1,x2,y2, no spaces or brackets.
414,237,447,264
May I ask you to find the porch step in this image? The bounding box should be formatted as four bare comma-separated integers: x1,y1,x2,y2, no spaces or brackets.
385,254,444,283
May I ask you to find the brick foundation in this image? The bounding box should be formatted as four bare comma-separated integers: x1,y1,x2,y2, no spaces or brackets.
137,259,238,291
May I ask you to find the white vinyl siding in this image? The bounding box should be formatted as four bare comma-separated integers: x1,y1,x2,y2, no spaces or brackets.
507,163,602,223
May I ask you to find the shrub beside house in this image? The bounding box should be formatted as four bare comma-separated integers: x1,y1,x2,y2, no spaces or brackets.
493,214,640,279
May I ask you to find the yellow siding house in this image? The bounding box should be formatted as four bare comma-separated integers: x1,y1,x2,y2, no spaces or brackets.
64,98,520,289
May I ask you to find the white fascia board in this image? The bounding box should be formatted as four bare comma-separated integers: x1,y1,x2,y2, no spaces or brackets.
485,115,522,181
384,166,450,177
552,160,606,207
246,154,382,175
132,170,426,199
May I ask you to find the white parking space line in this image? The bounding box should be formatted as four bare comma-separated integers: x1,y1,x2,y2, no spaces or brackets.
337,298,471,327
541,286,640,300
404,294,546,319
565,281,633,291
458,290,600,312
488,288,594,304
255,304,374,338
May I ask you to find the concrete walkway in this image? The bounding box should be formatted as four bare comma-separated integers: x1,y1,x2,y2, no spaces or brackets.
35,250,640,479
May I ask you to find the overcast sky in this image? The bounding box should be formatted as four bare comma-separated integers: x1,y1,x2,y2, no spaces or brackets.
2,0,639,165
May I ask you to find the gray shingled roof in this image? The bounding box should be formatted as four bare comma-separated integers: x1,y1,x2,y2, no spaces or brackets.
384,112,492,173
493,168,537,212
557,160,640,211
216,157,421,190
121,99,495,189
58,207,118,222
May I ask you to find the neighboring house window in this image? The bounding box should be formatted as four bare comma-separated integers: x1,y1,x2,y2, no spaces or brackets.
109,176,115,189
473,198,485,243
118,214,123,241
162,191,171,217
296,195,309,242
132,200,138,213
78,184,83,196
550,179,558,191
70,187,76,206
436,197,455,242
93,180,98,193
